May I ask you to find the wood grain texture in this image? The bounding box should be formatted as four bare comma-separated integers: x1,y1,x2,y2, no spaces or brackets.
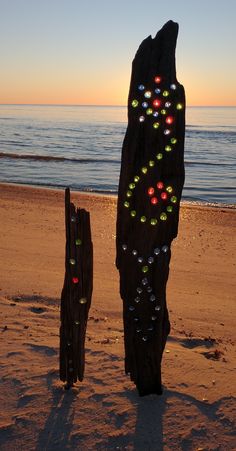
60,188,93,386
116,21,185,396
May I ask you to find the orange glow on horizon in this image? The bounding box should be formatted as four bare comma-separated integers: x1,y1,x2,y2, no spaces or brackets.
0,73,235,107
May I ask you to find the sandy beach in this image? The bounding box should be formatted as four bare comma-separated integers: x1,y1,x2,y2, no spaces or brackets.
0,182,235,450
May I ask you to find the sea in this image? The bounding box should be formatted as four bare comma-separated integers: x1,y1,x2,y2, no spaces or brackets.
0,105,235,206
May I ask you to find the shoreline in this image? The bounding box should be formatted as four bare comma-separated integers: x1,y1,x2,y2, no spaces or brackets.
1,182,235,211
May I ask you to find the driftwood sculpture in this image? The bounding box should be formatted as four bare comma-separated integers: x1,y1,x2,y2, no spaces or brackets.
116,21,185,396
60,188,93,387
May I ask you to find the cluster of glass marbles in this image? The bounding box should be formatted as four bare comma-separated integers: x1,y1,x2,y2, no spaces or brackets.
122,242,170,341
69,216,87,305
124,175,178,225
131,75,183,130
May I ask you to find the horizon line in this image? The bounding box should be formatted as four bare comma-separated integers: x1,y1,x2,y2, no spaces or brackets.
0,103,235,108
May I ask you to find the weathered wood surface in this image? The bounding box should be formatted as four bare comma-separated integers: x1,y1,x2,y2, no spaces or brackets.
116,21,185,396
60,188,93,386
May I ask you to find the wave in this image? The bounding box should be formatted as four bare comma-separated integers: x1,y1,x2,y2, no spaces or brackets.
186,128,236,140
184,160,235,167
0,151,120,165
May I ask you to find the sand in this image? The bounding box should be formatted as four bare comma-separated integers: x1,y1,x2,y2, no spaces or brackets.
0,183,235,450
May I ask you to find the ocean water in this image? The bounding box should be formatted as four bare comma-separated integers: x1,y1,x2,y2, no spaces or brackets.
0,104,235,206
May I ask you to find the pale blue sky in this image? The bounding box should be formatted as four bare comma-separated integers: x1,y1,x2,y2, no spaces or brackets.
0,0,235,105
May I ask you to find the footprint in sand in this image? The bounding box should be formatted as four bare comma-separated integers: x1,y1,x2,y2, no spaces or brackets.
27,343,57,356
30,306,46,314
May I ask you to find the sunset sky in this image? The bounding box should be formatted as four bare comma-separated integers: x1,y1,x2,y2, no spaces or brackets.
0,0,236,106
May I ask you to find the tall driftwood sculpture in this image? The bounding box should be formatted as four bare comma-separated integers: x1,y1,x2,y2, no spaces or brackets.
116,21,185,396
60,188,93,387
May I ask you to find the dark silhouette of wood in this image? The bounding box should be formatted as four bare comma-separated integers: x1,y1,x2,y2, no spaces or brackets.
60,188,93,387
116,21,185,396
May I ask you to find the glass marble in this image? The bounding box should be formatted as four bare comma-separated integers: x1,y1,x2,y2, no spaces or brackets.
171,196,177,203
134,296,140,303
130,210,136,217
149,160,155,167
154,247,160,255
126,190,132,198
155,305,161,311
129,183,135,189
157,181,164,190
142,265,149,273
79,297,87,304
139,115,145,122
141,166,148,174
156,153,163,160
165,101,171,107
146,108,153,115
161,109,167,115
144,90,152,98
155,88,161,94
150,294,156,302
153,122,160,129
166,185,173,193
132,249,138,256
136,327,142,333
134,175,140,182
160,212,167,221
138,257,144,263
75,238,82,246
151,315,157,321
154,76,162,83
148,256,154,264
147,325,154,331
165,145,172,152
122,244,127,251
166,116,174,124
167,205,173,212
148,187,155,196
140,216,147,223
153,99,161,108
137,287,142,294
72,277,79,284
71,216,76,222
170,83,177,90
142,336,148,341
162,245,169,253
132,99,139,107
176,103,183,110
153,111,159,117
161,192,168,200
142,102,148,108
171,137,177,144
129,305,135,311
164,129,171,135
75,320,80,325
142,278,148,285
151,197,158,205
150,218,158,226
147,286,152,293
163,90,169,97
124,201,129,208
69,258,76,265
138,84,145,90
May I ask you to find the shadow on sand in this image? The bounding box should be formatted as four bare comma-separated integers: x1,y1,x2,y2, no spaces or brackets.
35,373,77,451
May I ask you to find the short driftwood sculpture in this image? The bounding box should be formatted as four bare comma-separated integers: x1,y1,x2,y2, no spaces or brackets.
116,21,185,396
60,188,93,387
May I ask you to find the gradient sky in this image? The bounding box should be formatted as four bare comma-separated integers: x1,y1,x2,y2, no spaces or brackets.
0,0,236,106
